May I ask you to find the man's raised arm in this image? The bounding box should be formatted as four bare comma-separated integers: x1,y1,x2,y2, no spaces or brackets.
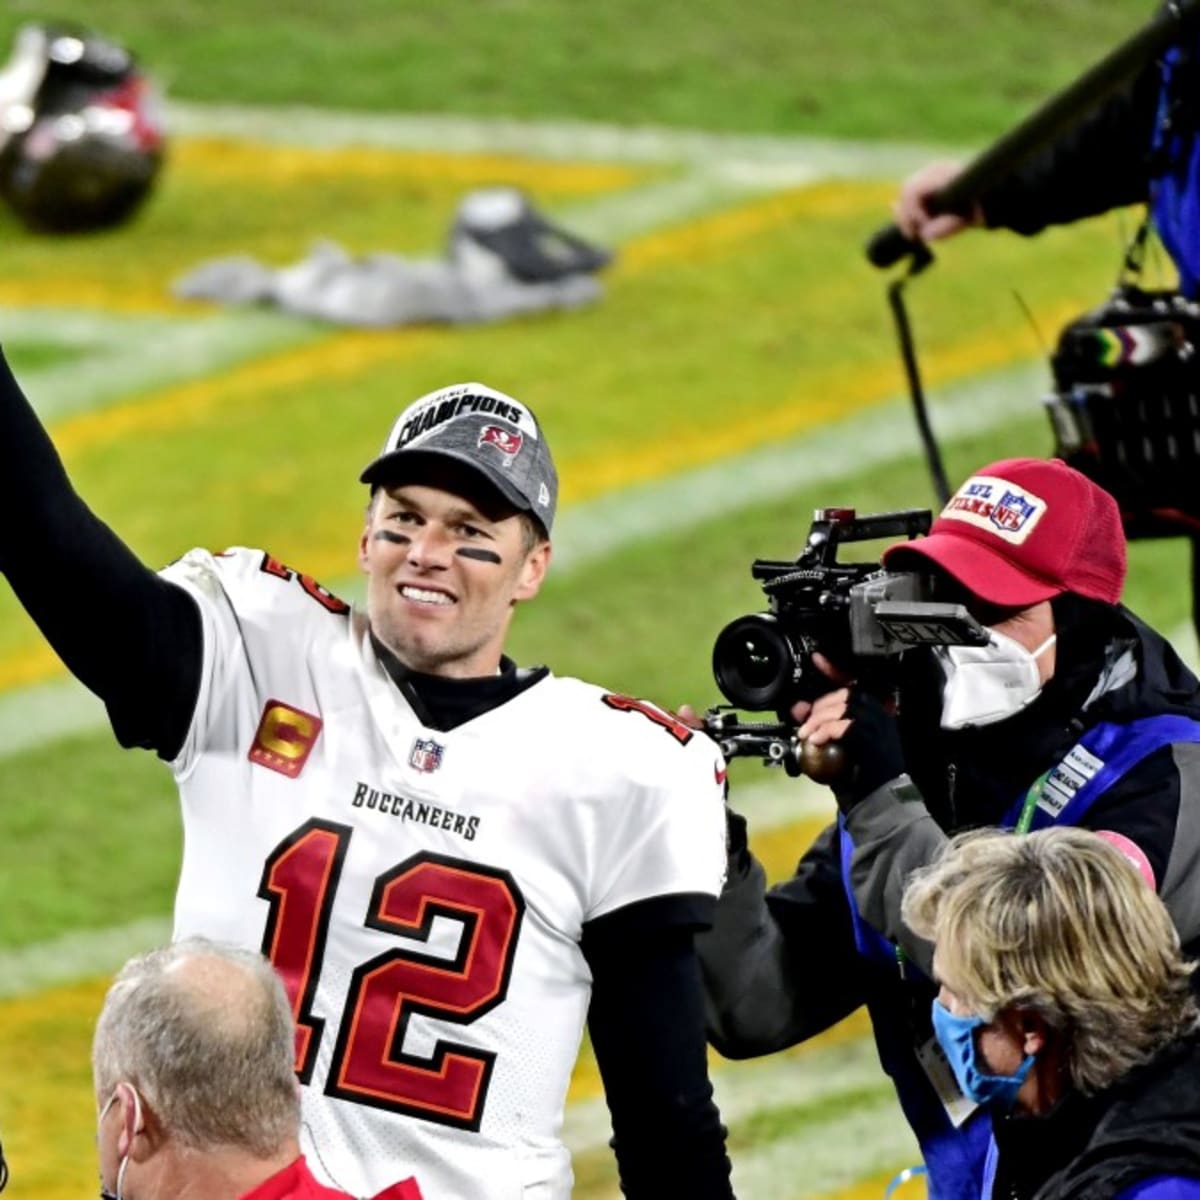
0,349,202,758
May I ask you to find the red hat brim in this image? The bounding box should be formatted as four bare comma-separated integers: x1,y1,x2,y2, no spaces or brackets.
883,531,1065,608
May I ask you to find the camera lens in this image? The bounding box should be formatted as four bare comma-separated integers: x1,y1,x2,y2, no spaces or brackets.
712,613,796,710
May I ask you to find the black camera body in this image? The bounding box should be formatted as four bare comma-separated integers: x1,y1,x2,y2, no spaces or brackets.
711,506,990,713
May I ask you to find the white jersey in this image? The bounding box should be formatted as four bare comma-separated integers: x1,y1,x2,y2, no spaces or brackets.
160,547,728,1200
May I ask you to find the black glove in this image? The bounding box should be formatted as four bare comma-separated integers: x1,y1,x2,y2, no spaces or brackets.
830,688,906,812
724,806,752,876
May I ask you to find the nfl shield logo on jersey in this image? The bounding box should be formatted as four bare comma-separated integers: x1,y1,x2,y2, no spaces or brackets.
408,737,445,773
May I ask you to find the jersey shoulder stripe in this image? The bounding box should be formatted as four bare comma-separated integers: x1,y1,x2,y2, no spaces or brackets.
162,546,351,629
516,673,726,794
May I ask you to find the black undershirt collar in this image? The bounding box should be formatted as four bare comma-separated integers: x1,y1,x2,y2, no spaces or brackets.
369,632,548,731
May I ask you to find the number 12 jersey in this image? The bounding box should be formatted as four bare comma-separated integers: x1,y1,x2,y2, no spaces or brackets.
161,547,729,1200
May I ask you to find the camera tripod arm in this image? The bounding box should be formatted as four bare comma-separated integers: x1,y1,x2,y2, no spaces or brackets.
701,709,847,782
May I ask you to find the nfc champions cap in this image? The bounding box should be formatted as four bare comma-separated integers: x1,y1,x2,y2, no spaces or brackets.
360,382,558,534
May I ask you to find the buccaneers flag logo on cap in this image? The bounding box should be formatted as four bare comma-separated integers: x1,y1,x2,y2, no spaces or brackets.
478,423,523,457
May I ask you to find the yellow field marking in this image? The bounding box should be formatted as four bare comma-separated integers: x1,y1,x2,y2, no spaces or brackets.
822,1170,927,1200
51,328,441,456
752,815,831,883
0,976,107,1200
0,280,197,314
559,299,1088,504
0,137,646,312
615,180,892,275
0,642,63,692
177,137,647,194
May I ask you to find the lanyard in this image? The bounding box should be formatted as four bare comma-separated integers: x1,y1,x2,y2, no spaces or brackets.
1014,769,1051,835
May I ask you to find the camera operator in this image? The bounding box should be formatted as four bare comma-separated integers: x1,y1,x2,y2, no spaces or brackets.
696,456,1200,1200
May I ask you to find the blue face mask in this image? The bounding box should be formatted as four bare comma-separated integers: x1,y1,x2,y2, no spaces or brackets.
931,998,1036,1110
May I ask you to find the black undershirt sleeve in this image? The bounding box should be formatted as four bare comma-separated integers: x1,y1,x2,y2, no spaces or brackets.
582,898,735,1200
0,349,202,759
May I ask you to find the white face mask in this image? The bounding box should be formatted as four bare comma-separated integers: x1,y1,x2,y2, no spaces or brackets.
936,627,1057,730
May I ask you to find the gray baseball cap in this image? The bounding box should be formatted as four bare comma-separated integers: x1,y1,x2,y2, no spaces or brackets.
360,382,558,534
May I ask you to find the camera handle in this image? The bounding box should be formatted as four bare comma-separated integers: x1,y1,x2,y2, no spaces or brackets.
702,707,847,783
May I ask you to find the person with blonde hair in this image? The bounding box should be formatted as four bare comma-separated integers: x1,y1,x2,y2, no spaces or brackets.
902,826,1200,1200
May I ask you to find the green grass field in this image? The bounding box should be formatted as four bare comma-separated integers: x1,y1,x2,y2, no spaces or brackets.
0,2,1194,1198
0,0,1152,140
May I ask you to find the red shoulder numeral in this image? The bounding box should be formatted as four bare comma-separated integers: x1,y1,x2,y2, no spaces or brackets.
258,553,350,614
258,819,349,1082
602,693,694,745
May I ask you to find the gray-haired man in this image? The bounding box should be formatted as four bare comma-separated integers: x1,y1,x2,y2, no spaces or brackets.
93,937,424,1200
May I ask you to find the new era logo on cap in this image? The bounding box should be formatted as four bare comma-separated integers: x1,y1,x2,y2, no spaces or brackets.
360,382,559,532
940,475,1048,545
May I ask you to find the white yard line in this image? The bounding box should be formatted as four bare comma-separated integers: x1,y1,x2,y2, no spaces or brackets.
0,915,171,999
4,306,324,423
166,101,957,177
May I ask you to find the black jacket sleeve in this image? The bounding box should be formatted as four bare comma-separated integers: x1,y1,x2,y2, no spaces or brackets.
582,908,735,1199
979,55,1162,235
695,816,867,1057
0,349,202,759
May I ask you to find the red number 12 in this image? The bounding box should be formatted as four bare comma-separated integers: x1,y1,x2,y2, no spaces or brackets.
259,818,525,1130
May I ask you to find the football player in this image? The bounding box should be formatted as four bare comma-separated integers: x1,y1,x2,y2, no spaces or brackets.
0,357,735,1200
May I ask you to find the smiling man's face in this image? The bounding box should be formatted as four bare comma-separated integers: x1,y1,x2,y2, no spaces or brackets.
359,475,550,678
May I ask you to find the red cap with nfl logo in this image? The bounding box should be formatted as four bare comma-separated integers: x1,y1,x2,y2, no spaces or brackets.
882,457,1127,607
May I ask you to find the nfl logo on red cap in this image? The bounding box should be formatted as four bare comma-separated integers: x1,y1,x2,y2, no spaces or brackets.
991,489,1038,534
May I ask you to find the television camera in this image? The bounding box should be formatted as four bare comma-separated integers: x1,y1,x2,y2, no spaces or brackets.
702,506,990,778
